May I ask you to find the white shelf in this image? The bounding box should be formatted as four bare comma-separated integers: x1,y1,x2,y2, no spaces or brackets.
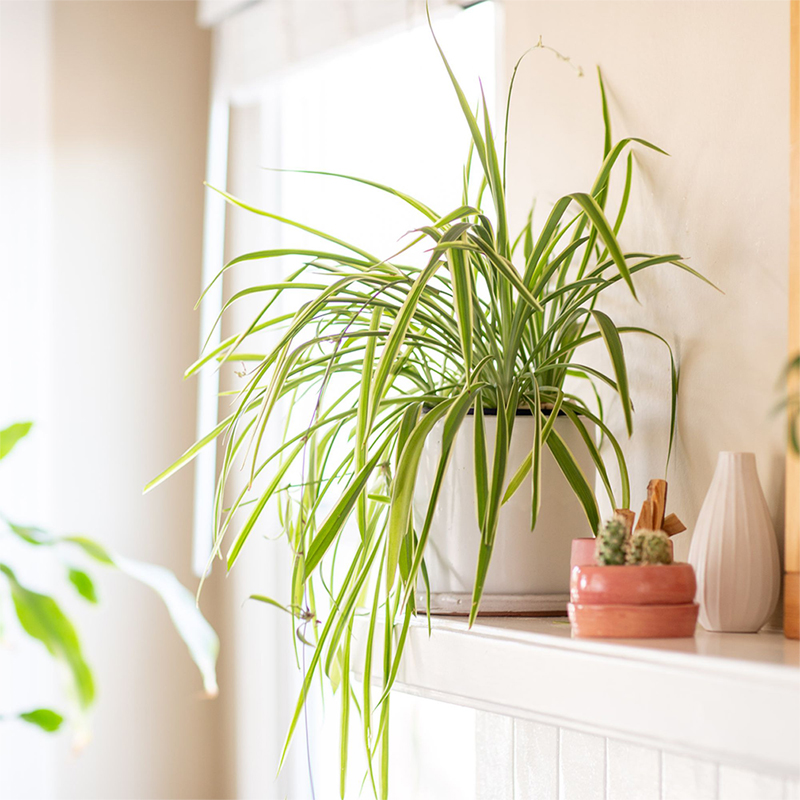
353,616,800,778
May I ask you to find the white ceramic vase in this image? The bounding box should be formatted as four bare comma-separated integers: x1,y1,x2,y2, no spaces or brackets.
412,414,595,615
688,451,780,632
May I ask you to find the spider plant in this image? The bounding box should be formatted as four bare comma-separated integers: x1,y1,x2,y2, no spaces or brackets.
147,16,713,798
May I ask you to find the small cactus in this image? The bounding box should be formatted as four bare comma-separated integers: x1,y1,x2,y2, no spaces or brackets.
626,532,643,565
627,529,672,565
595,516,629,565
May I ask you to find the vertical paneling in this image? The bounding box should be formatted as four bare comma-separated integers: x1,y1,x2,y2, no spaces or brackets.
559,729,606,800
606,739,661,800
389,693,476,800
719,766,785,799
661,753,718,800
473,715,795,800
476,712,514,800
514,720,559,800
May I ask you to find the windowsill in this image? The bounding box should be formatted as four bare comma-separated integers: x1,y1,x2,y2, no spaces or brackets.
353,615,800,778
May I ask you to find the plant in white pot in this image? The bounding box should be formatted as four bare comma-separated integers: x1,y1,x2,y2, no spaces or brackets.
147,17,712,796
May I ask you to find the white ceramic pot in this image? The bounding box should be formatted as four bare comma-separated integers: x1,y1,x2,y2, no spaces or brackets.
412,413,595,614
688,451,780,632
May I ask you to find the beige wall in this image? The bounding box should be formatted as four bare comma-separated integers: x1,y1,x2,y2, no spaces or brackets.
501,0,790,564
47,3,220,797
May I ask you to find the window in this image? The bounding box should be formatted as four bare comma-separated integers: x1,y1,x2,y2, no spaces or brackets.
205,3,495,796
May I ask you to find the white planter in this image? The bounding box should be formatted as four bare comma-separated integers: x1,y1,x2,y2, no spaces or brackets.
688,451,780,632
413,413,595,615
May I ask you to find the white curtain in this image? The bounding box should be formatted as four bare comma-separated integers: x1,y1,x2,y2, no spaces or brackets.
0,3,56,796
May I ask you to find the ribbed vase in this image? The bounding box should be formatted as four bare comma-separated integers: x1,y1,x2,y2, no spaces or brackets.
688,452,780,632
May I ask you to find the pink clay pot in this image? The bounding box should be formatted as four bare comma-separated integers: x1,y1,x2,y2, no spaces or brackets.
567,602,699,638
570,538,597,569
570,563,697,606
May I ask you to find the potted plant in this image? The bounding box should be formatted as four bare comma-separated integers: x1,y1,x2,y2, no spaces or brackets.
0,421,218,737
569,514,699,638
147,14,713,796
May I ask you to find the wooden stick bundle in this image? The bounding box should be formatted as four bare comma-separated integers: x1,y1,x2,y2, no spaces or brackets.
617,479,685,537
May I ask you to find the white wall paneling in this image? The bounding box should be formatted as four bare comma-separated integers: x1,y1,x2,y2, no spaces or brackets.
606,740,661,800
504,718,800,800
661,753,718,800
558,729,606,800
513,720,558,800
718,766,786,800
476,713,515,800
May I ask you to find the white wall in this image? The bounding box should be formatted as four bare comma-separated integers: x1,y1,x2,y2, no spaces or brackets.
501,0,790,566
20,3,219,798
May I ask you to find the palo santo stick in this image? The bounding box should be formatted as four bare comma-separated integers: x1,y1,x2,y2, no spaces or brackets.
662,513,687,537
636,500,655,531
615,508,635,537
647,479,668,531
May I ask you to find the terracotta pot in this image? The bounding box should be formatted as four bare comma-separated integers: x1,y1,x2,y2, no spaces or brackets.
567,602,699,638
570,563,697,606
570,538,597,569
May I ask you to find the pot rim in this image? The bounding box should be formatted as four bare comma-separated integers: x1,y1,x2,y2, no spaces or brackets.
574,562,693,573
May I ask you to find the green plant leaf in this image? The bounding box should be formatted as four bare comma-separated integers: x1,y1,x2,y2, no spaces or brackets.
546,428,599,533
0,565,94,710
248,594,300,616
591,309,633,436
263,166,439,222
63,535,115,565
0,422,33,461
111,556,219,697
569,193,636,299
18,708,64,733
7,522,48,545
305,444,389,576
68,569,98,604
473,397,488,529
386,399,455,592
226,440,306,570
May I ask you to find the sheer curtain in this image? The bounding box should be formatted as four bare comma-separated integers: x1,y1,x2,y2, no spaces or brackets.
0,3,56,795
210,3,495,797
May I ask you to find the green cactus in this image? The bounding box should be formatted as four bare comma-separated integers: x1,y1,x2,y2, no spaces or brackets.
626,532,644,565
595,516,629,565
627,529,673,565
